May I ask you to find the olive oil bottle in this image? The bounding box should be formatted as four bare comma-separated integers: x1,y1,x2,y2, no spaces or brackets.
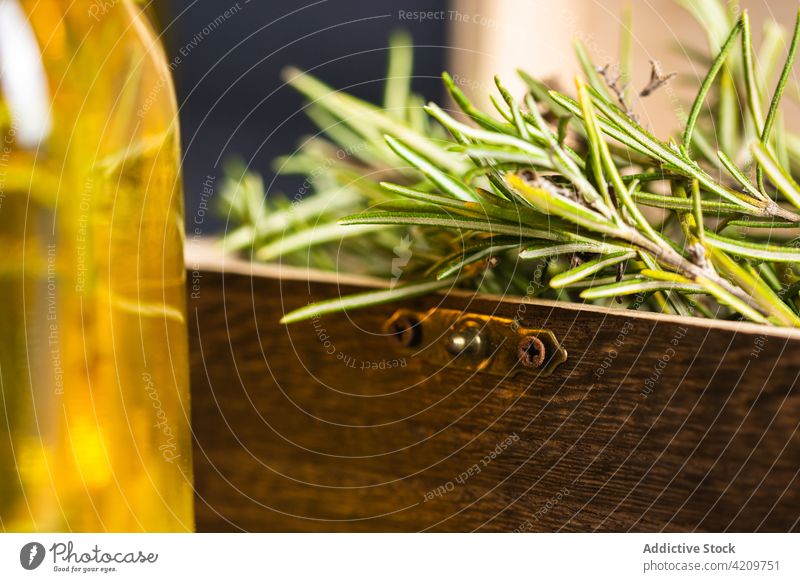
0,0,193,531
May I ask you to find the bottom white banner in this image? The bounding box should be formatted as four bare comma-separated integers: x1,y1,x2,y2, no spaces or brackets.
0,533,796,580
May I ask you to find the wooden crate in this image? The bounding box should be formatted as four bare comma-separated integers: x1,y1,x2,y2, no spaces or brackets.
187,248,800,532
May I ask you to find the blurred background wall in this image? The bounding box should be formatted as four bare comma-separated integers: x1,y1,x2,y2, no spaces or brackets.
153,0,797,234
449,0,799,136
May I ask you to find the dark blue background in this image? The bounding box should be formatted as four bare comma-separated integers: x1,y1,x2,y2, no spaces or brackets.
155,0,448,232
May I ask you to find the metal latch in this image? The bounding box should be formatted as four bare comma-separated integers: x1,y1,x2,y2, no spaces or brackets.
383,308,567,377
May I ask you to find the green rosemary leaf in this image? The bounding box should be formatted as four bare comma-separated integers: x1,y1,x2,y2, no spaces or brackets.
741,11,765,134
442,72,510,134
328,167,391,201
384,30,413,120
690,129,721,166
519,242,619,260
550,251,636,288
635,253,695,318
462,164,519,184
716,149,766,201
452,144,552,168
757,263,783,292
381,181,538,224
283,67,468,174
436,244,519,280
505,173,621,236
718,69,738,158
517,99,561,162
557,116,571,146
340,210,580,242
561,274,638,289
672,181,697,242
379,182,479,211
726,218,799,228
631,191,743,214
517,69,568,115
472,184,517,208
620,6,634,104
522,93,603,211
781,280,800,303
256,223,387,261
573,39,611,99
695,275,773,325
758,10,800,191
495,76,531,140
584,85,764,211
577,79,668,246
707,247,800,326
488,172,539,210
303,106,389,169
547,91,654,159
221,225,257,253
774,112,791,172
220,186,362,250
761,10,800,146
683,16,743,152
686,183,704,247
621,172,671,183
489,94,514,123
580,279,706,299
280,278,457,324
759,21,788,93
576,78,615,214
676,0,734,53
425,103,547,159
384,135,476,202
374,199,441,214
230,168,266,224
637,269,693,284
704,231,800,262
751,141,800,210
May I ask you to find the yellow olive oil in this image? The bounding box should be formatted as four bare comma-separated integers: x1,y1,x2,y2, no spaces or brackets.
0,0,193,531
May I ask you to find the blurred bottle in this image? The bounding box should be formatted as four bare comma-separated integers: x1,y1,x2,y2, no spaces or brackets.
0,0,193,531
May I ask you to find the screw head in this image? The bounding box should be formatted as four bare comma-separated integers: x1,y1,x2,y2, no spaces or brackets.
517,336,547,368
446,320,489,358
387,314,421,348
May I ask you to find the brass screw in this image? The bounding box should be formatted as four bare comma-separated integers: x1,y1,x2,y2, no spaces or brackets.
446,320,489,359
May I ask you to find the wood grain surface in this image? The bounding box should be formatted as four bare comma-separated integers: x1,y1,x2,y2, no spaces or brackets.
187,253,800,532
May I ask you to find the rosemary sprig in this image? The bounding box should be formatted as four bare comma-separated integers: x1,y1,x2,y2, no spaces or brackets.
221,0,800,327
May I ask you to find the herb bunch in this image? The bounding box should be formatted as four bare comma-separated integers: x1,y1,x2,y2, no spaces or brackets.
220,2,800,327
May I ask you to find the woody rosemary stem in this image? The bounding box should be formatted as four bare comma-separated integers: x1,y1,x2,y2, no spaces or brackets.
626,230,761,312
766,203,800,223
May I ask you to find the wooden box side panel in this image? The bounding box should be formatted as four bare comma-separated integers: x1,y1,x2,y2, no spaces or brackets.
188,268,800,532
